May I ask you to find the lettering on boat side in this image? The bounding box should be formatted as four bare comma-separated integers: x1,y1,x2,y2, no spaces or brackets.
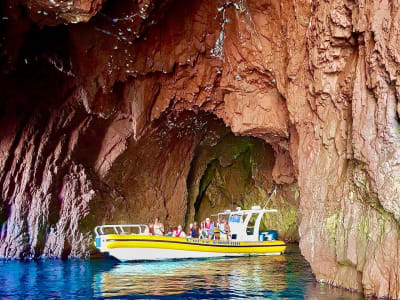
186,238,241,246
186,238,210,244
212,241,241,246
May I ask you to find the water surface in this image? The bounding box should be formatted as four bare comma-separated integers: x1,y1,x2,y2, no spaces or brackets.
0,245,364,299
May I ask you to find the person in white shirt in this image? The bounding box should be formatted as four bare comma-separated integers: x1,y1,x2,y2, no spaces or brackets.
175,225,186,238
153,217,164,236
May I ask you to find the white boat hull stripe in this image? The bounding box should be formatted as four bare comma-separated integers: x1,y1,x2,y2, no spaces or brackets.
107,247,283,261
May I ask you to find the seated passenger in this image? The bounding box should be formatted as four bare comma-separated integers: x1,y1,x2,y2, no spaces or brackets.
187,223,193,237
144,224,153,235
175,225,186,238
172,227,178,237
153,217,164,236
191,222,199,238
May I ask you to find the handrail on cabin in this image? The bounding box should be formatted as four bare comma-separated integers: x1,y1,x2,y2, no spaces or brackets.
94,224,149,236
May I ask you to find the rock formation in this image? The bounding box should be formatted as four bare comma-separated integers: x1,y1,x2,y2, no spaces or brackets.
1,0,400,298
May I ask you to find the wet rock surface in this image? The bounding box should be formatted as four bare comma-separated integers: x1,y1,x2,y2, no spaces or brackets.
1,0,400,298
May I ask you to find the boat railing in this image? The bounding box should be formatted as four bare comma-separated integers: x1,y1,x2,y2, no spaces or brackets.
94,224,149,236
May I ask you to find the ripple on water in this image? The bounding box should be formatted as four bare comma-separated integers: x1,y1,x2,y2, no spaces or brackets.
0,245,364,299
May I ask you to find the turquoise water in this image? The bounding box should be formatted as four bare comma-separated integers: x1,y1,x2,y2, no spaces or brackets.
0,245,364,299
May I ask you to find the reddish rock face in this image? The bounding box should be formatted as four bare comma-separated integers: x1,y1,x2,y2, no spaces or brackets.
1,0,400,298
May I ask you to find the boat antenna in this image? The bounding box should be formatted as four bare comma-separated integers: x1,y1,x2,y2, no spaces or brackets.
263,184,277,209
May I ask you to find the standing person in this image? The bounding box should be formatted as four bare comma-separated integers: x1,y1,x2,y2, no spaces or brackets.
205,218,212,237
153,217,164,236
200,221,204,238
219,217,227,241
224,221,231,241
208,221,215,240
176,225,186,237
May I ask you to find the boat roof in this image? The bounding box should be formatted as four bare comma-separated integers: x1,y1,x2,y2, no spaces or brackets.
211,206,277,217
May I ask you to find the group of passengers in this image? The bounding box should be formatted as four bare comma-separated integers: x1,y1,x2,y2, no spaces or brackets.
146,217,231,241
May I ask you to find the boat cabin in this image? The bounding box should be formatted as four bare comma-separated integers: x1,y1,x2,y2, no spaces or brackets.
212,206,277,242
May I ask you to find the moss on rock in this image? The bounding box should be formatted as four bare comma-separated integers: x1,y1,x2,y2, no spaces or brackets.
186,133,300,241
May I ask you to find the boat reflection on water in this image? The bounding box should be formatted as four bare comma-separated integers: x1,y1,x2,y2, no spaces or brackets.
0,245,364,299
92,245,365,299
94,255,288,298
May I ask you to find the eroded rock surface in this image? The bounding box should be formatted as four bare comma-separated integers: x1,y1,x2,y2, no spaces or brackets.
1,0,400,298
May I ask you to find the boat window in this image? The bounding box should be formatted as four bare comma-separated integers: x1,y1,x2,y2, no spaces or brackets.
242,213,249,223
246,214,258,235
229,214,241,223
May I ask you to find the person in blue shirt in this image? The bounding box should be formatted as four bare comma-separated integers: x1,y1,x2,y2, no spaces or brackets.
208,221,215,240
190,221,199,238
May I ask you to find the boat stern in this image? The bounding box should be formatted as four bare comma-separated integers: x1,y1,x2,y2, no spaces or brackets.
94,224,150,254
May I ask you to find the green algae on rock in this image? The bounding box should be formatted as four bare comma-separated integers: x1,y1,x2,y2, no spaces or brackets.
186,133,299,241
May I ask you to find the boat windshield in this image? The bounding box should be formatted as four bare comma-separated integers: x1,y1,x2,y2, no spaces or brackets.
229,214,241,223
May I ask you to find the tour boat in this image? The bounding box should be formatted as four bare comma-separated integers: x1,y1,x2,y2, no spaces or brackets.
94,206,286,261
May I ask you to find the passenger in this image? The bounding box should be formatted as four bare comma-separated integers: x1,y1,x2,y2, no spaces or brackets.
153,217,165,236
208,221,215,240
167,229,174,237
201,218,212,239
200,220,206,238
219,217,228,241
224,221,231,241
172,227,178,237
191,222,199,238
144,224,153,235
187,223,193,237
176,225,186,238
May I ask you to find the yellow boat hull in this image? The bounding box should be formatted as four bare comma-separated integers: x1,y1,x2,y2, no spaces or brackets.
96,234,286,261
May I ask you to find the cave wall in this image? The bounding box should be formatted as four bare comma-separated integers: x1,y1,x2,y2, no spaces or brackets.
103,110,224,227
1,0,400,298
